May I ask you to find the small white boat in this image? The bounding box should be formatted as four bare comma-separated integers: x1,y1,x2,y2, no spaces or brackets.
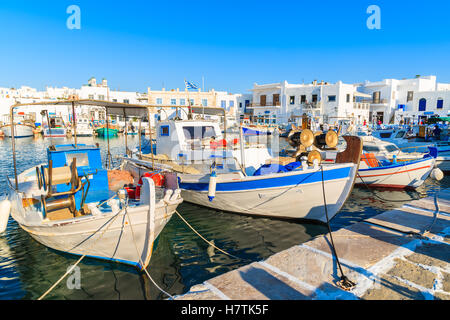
355,152,436,189
43,115,67,138
1,113,35,138
4,143,183,269
3,101,184,270
72,115,94,137
356,133,450,173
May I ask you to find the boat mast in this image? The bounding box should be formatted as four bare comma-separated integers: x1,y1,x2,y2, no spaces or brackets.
10,105,18,189
72,101,77,147
147,108,155,168
106,107,111,169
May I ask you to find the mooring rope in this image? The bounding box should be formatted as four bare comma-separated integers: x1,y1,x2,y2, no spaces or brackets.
124,205,174,299
174,209,240,260
37,208,124,300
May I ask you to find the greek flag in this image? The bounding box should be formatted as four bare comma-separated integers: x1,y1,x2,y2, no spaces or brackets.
185,79,198,90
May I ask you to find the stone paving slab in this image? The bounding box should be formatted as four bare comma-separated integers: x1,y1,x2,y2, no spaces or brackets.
205,262,317,300
365,207,450,236
304,222,412,269
406,198,450,214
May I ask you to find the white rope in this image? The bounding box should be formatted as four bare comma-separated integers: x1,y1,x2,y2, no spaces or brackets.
124,205,174,299
174,209,240,260
37,209,124,300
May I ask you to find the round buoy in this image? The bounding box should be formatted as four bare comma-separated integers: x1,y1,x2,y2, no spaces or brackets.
300,129,314,148
325,131,338,148
430,168,444,181
0,199,11,234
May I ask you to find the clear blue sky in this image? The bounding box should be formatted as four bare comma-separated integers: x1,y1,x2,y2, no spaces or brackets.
0,0,449,93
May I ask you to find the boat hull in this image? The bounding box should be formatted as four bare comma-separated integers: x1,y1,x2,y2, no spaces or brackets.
2,124,34,138
96,127,118,137
179,164,358,223
356,157,435,188
44,128,67,137
16,202,178,268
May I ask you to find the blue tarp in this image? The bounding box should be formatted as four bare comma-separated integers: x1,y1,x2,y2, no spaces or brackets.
253,161,301,176
242,127,272,136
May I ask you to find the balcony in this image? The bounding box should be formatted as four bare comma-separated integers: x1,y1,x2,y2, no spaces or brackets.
249,102,281,108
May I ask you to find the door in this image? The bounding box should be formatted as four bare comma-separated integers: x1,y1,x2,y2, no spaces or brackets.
260,95,266,106
273,94,280,106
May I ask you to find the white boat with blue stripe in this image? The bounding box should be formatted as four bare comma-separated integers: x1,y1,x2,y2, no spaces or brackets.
133,114,363,223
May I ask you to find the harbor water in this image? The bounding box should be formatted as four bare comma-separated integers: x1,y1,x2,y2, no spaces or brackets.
0,135,448,300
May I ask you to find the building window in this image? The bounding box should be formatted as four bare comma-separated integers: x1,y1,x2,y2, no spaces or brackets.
437,99,444,109
190,99,195,105
312,95,318,103
88,94,94,100
289,96,295,104
221,100,226,108
179,98,186,105
98,95,105,100
123,99,129,104
156,98,163,105
202,99,208,106
328,95,336,102
239,102,243,109
171,99,177,105
407,91,414,102
419,98,427,111
346,94,351,103
229,100,234,107
112,99,117,102
300,95,306,103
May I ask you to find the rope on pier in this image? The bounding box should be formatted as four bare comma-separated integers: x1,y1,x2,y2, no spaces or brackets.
320,165,356,291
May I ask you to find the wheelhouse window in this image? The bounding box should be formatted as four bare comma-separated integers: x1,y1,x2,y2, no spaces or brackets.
384,144,400,152
182,126,216,140
363,145,381,152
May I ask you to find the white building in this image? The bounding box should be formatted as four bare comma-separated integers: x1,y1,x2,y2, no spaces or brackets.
356,75,450,125
241,80,370,126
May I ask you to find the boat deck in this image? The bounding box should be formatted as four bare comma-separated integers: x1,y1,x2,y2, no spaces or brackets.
175,189,450,300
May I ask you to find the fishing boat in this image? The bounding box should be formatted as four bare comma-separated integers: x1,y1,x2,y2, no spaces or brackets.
95,125,119,137
1,100,183,269
71,114,93,137
132,109,363,223
355,151,437,189
43,115,67,138
0,113,35,138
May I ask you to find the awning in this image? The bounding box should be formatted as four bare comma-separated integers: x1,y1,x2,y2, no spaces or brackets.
190,106,225,116
10,99,179,118
353,91,371,98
